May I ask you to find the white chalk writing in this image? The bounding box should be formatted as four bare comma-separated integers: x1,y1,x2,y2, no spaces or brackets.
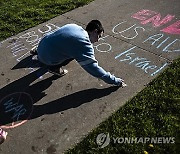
112,20,145,40
93,19,176,76
0,23,60,76
94,35,112,52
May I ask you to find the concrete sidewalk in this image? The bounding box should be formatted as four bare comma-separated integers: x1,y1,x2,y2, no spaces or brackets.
0,0,179,153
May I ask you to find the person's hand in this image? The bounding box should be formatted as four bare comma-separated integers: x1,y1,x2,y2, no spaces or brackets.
0,128,8,144
115,78,127,87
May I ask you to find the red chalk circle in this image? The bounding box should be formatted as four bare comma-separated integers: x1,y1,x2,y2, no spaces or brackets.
0,92,33,129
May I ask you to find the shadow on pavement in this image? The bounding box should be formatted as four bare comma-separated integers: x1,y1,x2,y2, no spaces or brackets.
30,86,119,119
11,55,41,70
0,65,119,127
0,68,49,127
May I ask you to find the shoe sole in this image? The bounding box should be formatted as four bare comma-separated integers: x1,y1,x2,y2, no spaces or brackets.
30,46,38,55
122,82,127,87
48,69,68,77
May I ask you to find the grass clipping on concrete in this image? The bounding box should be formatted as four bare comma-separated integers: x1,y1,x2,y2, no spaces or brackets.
66,58,180,154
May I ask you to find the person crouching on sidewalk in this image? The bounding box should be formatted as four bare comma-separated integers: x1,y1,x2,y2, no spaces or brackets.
30,20,126,87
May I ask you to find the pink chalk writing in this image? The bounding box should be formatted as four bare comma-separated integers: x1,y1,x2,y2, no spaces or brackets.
161,20,180,35
131,9,157,21
141,14,175,27
132,9,179,35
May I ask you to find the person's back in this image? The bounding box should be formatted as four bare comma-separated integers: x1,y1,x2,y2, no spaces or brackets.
38,24,92,66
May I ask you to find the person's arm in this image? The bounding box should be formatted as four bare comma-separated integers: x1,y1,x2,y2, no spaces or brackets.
73,34,125,86
80,60,124,86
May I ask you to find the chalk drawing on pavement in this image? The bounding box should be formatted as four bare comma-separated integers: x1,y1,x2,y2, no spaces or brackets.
0,23,60,77
93,8,179,76
115,46,168,76
0,92,33,129
131,9,180,35
0,12,179,78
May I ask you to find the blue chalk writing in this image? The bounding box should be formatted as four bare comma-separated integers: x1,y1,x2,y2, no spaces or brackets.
3,97,27,121
115,46,168,76
115,46,136,59
143,33,180,52
151,63,168,76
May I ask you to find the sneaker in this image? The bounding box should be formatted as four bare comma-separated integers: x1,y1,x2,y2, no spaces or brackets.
48,67,68,77
30,46,38,55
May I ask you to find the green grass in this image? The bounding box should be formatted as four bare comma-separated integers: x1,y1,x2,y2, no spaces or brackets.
0,0,93,41
0,0,180,153
66,58,180,153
